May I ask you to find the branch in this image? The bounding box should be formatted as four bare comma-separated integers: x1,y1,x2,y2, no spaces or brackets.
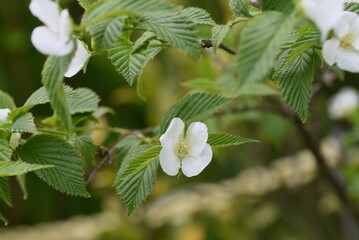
200,39,237,55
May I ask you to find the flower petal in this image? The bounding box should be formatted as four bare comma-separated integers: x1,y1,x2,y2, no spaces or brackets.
336,49,359,72
65,40,91,78
31,26,74,56
186,122,208,157
59,9,72,43
159,118,184,147
322,39,340,66
333,11,356,38
181,144,212,177
0,108,11,123
29,0,60,32
159,142,181,176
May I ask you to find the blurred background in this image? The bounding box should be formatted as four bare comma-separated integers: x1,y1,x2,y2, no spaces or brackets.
1,0,359,239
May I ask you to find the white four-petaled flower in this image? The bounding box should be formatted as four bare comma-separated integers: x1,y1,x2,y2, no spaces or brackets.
0,108,11,124
328,87,359,119
30,0,90,77
322,11,359,72
159,118,213,177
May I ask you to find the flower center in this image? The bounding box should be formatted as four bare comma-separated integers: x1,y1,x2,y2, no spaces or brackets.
340,33,355,49
176,139,189,160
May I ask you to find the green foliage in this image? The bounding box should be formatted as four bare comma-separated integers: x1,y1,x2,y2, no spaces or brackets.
0,90,16,110
182,79,223,92
180,7,216,26
273,49,314,122
74,135,96,165
208,133,258,148
77,0,96,9
160,92,231,133
17,135,90,197
211,23,231,51
140,12,200,58
0,138,12,161
114,135,142,165
238,83,279,96
236,11,296,84
115,145,160,214
0,161,53,177
9,113,36,133
345,2,359,14
229,0,251,18
87,17,126,52
68,88,100,114
0,210,8,225
261,0,295,12
41,56,73,134
0,177,11,207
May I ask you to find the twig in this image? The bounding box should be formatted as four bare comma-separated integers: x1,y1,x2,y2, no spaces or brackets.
200,39,237,55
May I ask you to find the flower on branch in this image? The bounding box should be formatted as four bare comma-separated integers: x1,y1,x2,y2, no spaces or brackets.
159,118,213,177
328,87,359,119
0,108,10,124
30,0,90,77
300,0,344,40
322,11,359,73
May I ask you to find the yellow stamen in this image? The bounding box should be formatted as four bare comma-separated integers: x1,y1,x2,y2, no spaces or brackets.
340,33,354,49
176,139,189,159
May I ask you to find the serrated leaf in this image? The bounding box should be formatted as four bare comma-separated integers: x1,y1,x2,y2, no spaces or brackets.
182,78,224,91
0,138,12,161
115,145,160,214
0,177,11,207
344,2,359,14
8,113,36,133
238,82,279,96
75,135,96,165
229,0,251,18
83,0,171,24
0,90,16,110
211,23,231,50
87,17,126,52
77,0,96,9
0,161,54,177
42,56,73,134
262,0,295,12
180,7,216,26
208,133,258,147
23,85,71,107
114,135,142,165
160,92,231,133
68,88,100,114
0,210,8,225
17,135,89,197
273,49,314,122
140,12,200,58
236,11,296,84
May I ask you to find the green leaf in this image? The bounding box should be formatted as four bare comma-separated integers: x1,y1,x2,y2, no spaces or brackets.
262,0,295,12
0,161,54,177
42,56,73,134
115,145,160,214
0,210,8,225
0,90,16,110
182,78,224,91
208,133,258,147
77,0,96,9
17,135,90,197
83,0,171,24
87,17,126,52
238,82,279,96
9,113,36,133
74,135,96,165
236,11,296,84
273,49,314,122
229,0,251,18
0,138,12,161
211,23,231,50
160,92,231,133
180,7,216,26
68,88,100,114
344,2,359,14
140,12,200,58
114,135,142,165
0,177,11,207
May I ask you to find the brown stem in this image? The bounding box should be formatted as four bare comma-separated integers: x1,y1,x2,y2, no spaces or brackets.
200,39,237,55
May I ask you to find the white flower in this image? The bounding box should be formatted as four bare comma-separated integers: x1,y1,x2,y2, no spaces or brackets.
0,108,11,124
322,11,359,72
30,0,74,56
10,133,21,149
159,118,213,177
328,87,359,119
300,0,344,40
64,40,91,78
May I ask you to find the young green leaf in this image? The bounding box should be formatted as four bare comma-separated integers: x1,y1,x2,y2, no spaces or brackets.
68,88,100,114
160,92,231,133
180,7,216,26
87,17,126,52
0,138,12,161
115,145,161,214
345,2,359,14
229,0,251,18
211,23,231,51
140,12,200,58
114,135,142,165
74,135,96,165
236,11,296,84
208,133,258,147
0,90,16,110
42,56,73,134
0,161,54,177
0,177,11,207
273,49,314,122
9,113,36,133
262,0,295,12
17,135,90,197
